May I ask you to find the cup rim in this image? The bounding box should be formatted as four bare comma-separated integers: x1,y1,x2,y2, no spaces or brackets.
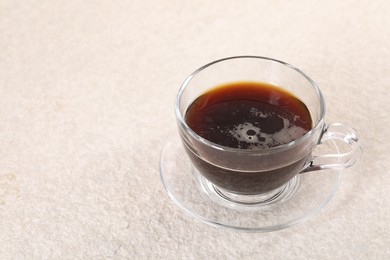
175,55,326,154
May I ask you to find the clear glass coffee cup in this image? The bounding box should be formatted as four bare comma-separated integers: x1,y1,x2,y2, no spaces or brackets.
175,56,362,206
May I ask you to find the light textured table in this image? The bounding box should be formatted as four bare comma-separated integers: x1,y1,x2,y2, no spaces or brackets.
0,0,389,259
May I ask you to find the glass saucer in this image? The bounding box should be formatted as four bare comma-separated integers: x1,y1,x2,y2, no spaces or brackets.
159,132,342,232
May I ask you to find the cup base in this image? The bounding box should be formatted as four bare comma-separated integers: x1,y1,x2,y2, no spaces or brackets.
160,132,343,232
197,171,300,211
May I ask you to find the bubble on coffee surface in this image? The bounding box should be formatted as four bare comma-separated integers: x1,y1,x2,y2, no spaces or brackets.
228,113,307,149
249,107,269,118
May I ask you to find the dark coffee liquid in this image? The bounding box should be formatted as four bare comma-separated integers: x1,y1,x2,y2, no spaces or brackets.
185,81,312,149
183,81,313,194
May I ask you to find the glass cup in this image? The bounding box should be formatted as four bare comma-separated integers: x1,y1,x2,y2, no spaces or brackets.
175,56,362,206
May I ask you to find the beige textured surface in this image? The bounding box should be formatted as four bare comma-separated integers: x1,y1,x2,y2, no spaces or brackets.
0,0,389,259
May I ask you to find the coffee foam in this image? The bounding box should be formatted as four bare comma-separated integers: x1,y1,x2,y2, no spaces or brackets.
228,115,306,149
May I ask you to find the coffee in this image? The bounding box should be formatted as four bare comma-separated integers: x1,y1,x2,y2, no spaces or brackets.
185,81,312,149
183,81,313,194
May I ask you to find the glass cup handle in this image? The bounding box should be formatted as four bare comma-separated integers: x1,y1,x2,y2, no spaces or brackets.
302,123,362,173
